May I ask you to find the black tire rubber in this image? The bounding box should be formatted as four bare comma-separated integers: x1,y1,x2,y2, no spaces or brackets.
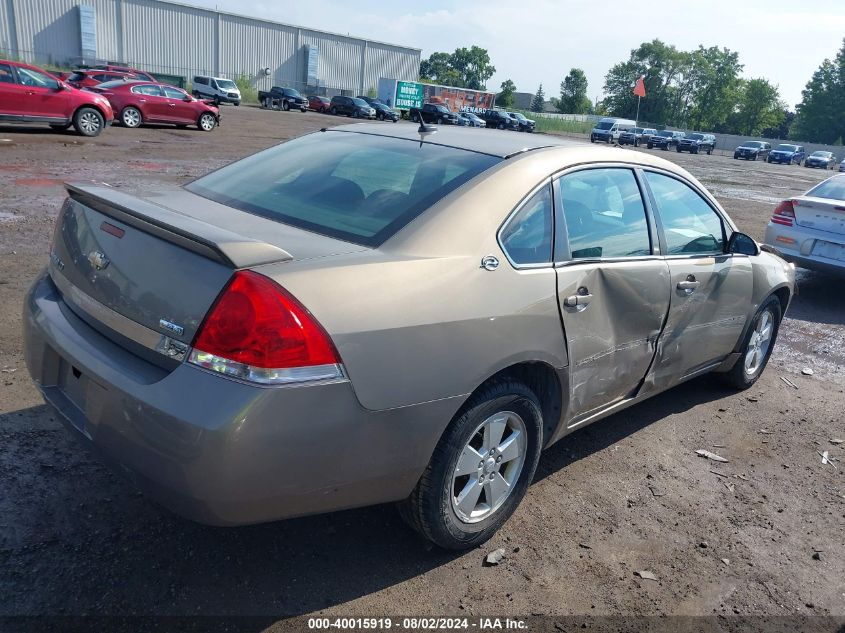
73,107,105,137
234,102,240,106
647,143,653,149
282,100,290,111
330,106,338,115
397,381,543,550
717,296,782,390
590,135,595,143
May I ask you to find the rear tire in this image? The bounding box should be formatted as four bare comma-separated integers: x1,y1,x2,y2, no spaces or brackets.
121,106,142,128
397,381,543,550
73,107,105,137
718,296,782,390
330,106,338,115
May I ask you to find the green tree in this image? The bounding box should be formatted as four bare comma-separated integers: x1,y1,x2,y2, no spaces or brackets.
729,78,785,136
761,110,794,139
419,46,496,90
791,39,845,143
686,46,743,131
557,68,591,114
603,40,693,126
530,84,545,112
450,46,496,90
498,79,517,108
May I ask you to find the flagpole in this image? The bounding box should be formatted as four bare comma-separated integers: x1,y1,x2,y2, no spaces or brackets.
635,95,641,128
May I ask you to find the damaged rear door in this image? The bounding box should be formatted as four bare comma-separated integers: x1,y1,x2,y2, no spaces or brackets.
554,166,671,421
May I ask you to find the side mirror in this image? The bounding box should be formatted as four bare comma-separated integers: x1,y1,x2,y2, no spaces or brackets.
58,81,70,91
727,231,759,256
183,95,193,102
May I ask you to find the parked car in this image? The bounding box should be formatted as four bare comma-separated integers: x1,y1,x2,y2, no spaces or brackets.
767,144,805,165
65,69,137,89
479,109,519,130
590,117,636,143
93,65,156,82
307,95,330,113
193,75,241,105
411,102,460,125
90,80,218,131
840,158,845,173
677,133,715,155
647,130,685,150
258,86,306,111
618,127,656,147
733,141,771,161
508,112,535,133
458,111,485,127
25,124,795,550
0,59,113,136
329,95,376,119
804,151,837,170
356,97,399,122
765,173,845,276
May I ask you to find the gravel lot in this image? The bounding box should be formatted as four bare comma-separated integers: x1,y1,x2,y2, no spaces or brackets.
1,107,843,629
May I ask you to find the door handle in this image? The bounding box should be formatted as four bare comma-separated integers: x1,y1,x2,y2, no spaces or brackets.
677,275,700,294
139,99,146,102
168,103,175,107
563,291,593,308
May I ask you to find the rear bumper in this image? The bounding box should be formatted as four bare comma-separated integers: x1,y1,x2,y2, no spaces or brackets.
24,271,453,525
764,223,845,276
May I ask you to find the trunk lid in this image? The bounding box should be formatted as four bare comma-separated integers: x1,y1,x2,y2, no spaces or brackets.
792,196,845,235
50,183,366,362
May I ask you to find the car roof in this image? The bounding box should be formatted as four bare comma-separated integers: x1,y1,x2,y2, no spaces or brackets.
326,123,585,159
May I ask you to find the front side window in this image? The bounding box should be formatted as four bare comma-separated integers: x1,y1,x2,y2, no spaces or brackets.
163,86,186,99
644,172,724,256
186,131,500,247
17,67,58,89
500,185,553,265
559,168,651,259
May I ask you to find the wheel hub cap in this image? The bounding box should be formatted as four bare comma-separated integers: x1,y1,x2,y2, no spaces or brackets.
744,308,774,376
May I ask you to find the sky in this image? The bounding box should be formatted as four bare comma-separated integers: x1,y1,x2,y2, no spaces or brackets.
192,0,845,109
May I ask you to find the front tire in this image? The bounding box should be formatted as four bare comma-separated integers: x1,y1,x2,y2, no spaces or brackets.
197,112,217,132
718,296,782,390
282,100,290,111
397,381,543,550
73,107,105,137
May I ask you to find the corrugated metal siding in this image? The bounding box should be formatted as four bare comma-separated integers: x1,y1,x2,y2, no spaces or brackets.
219,14,297,90
364,41,418,91
1,0,420,92
122,0,214,75
301,30,363,92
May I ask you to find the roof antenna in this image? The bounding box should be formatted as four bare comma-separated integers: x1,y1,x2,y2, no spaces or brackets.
414,107,437,141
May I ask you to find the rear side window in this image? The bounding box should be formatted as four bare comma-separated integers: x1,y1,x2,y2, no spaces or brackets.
131,84,163,96
0,63,13,83
559,168,651,259
500,185,553,265
194,76,208,85
644,172,724,255
186,131,500,247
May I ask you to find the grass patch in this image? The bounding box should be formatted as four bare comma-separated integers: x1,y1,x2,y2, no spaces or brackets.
234,74,258,104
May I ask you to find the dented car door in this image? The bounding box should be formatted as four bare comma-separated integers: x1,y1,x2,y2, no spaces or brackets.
554,167,671,421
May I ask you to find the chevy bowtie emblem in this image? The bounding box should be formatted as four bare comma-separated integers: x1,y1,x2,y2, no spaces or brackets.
87,250,110,271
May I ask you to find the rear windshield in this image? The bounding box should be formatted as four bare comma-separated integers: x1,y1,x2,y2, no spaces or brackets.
806,176,845,200
186,131,501,247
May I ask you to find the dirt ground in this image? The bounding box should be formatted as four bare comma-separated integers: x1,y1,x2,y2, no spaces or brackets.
1,107,843,630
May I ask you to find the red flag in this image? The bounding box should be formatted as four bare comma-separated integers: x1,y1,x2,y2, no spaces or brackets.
633,75,646,98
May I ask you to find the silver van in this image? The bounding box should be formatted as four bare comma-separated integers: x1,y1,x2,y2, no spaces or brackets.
590,117,636,144
192,75,241,105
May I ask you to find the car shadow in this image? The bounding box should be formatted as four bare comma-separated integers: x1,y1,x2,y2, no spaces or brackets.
534,374,732,482
1,376,733,624
785,268,845,326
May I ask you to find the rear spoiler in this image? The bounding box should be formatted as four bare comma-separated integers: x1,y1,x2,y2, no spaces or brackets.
65,182,293,268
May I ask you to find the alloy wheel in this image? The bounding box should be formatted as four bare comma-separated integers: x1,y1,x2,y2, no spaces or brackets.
122,108,141,128
744,308,774,376
450,411,527,524
199,114,216,131
78,111,101,134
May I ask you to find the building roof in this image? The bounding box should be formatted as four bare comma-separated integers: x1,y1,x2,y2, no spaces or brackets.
326,123,583,159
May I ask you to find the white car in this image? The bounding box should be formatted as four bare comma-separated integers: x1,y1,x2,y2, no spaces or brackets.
765,173,845,275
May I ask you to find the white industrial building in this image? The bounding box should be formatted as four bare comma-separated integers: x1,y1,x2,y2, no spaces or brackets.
0,0,421,94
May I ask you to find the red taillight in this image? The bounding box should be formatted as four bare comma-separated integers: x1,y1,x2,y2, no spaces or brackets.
771,200,795,226
189,271,342,384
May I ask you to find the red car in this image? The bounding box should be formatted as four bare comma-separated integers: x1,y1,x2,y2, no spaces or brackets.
92,65,157,82
0,59,114,136
308,95,330,112
64,69,138,89
90,80,219,131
